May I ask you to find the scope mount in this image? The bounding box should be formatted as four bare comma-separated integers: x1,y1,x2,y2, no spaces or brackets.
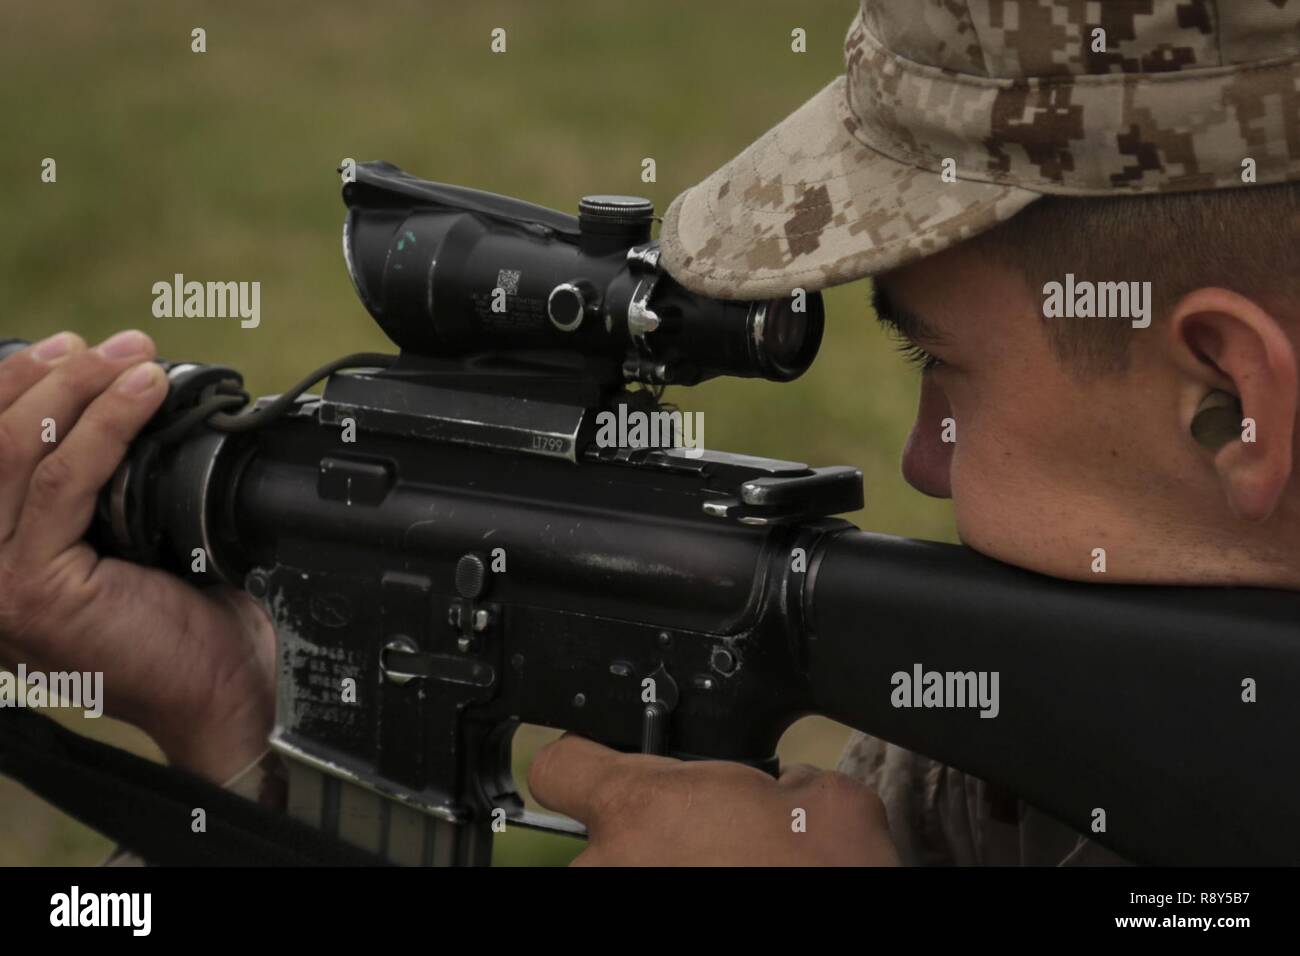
314,355,863,525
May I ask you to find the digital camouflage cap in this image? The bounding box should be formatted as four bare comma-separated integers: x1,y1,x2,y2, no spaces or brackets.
659,0,1300,299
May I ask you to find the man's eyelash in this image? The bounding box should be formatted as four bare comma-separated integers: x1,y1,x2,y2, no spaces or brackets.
894,339,944,372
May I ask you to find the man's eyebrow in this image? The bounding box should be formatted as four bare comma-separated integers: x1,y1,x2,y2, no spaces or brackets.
871,283,945,345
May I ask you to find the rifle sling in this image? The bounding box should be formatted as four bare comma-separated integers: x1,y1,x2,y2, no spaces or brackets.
0,707,387,866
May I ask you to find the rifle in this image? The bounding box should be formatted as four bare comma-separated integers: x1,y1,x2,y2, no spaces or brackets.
3,161,1298,865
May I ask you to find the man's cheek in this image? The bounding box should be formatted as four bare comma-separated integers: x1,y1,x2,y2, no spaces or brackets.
948,433,1026,532
947,437,1072,568
949,461,1025,558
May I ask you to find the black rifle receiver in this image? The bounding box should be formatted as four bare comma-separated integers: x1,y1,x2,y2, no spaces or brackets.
3,162,1297,866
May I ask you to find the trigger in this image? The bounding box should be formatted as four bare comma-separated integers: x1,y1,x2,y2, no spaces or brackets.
508,808,588,839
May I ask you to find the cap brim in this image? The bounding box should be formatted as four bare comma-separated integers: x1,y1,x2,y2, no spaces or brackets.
659,76,1041,299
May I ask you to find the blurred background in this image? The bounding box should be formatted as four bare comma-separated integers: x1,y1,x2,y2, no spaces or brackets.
0,0,956,865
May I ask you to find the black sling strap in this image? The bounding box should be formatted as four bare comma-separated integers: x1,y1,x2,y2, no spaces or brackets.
0,707,387,866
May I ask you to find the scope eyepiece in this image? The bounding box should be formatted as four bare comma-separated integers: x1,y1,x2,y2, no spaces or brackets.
752,295,824,382
341,161,824,386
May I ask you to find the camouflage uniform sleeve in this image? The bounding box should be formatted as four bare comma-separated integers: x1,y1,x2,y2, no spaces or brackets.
101,749,288,867
836,731,1132,866
837,731,975,865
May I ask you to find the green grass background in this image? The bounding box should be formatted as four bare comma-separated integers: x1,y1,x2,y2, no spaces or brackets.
0,0,956,866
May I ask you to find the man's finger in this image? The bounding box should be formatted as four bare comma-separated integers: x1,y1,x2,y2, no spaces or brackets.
569,847,605,867
0,333,85,412
528,734,634,825
0,335,87,535
776,763,821,789
11,361,168,565
0,331,154,539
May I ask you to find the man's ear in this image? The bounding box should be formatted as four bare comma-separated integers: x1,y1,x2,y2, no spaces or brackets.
1167,287,1298,522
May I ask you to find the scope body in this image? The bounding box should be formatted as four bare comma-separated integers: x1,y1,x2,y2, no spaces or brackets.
342,162,824,386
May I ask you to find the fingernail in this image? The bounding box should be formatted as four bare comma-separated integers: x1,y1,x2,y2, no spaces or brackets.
118,362,160,395
98,330,149,360
32,333,72,361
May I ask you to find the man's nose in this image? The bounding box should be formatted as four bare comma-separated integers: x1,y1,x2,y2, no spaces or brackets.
901,374,954,499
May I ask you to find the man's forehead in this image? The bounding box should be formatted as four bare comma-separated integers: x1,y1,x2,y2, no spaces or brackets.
871,278,947,345
872,247,977,342
873,248,1037,343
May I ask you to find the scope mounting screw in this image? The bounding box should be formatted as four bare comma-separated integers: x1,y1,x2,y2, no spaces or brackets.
710,647,738,677
245,569,269,600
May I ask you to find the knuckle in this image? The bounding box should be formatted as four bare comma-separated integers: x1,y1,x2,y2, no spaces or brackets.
0,551,90,645
49,350,116,404
72,352,116,395
586,770,634,823
709,759,768,788
0,556,50,638
0,418,23,477
817,772,887,819
0,558,22,624
593,760,662,822
0,348,40,389
526,741,557,797
27,451,77,507
80,395,141,450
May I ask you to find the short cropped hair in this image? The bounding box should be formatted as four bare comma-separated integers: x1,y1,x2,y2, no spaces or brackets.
971,181,1300,376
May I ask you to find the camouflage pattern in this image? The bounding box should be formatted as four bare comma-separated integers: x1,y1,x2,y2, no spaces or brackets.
660,0,1300,298
837,731,1133,866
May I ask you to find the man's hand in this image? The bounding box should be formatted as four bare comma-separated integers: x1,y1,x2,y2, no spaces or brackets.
0,331,276,784
529,735,900,866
